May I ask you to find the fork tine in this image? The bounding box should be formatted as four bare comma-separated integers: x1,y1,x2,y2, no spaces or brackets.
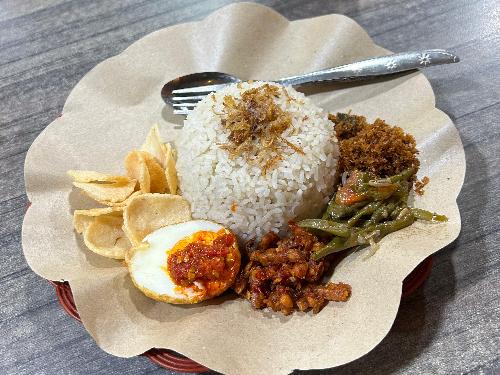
172,83,228,95
172,95,206,102
174,109,191,116
172,102,197,108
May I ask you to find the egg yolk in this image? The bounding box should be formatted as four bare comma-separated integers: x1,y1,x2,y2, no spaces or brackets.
165,229,238,296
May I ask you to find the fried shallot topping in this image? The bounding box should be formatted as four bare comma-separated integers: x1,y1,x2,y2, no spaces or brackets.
219,84,303,173
414,175,430,195
234,222,351,315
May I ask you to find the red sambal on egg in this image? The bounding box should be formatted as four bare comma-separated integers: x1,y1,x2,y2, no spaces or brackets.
166,229,241,298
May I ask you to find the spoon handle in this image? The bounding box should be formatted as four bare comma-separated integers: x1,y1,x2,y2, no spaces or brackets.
275,49,459,86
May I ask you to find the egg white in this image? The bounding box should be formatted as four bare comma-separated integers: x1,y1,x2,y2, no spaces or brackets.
128,220,225,303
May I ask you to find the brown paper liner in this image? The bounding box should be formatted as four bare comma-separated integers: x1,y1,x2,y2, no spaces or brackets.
46,257,432,373
22,3,465,373
47,279,209,372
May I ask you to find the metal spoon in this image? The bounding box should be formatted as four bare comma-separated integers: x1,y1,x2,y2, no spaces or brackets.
162,49,459,115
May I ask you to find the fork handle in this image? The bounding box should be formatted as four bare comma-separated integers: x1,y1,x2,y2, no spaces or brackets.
275,49,459,86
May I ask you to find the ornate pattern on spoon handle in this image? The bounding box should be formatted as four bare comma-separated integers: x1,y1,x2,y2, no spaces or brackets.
275,49,459,86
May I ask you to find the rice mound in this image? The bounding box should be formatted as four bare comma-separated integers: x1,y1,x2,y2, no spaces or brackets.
176,81,338,240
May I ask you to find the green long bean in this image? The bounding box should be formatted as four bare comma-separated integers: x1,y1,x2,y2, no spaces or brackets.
361,208,415,239
326,201,365,220
389,166,418,183
390,205,404,220
366,202,397,226
312,208,416,260
298,219,351,237
347,202,382,227
308,167,447,260
312,237,347,258
411,208,448,222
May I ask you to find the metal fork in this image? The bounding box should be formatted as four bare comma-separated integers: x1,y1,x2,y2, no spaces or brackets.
164,49,459,115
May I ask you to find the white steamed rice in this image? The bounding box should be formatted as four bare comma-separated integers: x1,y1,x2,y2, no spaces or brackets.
176,81,338,241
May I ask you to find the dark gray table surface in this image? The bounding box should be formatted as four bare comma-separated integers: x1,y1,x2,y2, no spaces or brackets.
1,0,499,374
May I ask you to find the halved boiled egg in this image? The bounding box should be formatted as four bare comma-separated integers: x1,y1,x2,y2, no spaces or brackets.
126,220,241,304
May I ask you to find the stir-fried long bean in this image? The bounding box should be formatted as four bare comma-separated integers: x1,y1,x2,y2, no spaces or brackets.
347,202,382,227
411,208,448,222
311,208,417,260
390,205,404,220
389,166,418,183
366,202,397,226
299,167,448,260
326,201,365,220
298,219,351,237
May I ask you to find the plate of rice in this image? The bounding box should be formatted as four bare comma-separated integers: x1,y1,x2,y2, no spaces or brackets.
22,3,465,374
178,81,338,240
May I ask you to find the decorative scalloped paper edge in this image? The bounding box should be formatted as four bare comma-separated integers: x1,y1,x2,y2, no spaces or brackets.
22,3,465,374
